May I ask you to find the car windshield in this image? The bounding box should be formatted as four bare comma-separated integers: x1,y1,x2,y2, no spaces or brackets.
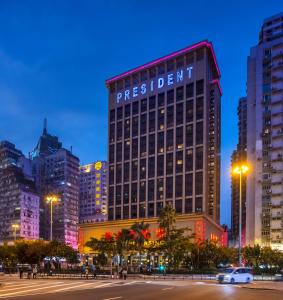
223,268,234,273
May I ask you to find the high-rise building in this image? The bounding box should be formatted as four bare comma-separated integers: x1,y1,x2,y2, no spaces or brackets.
79,161,108,223
246,12,283,250
231,97,247,246
106,40,221,223
0,141,39,242
31,121,80,248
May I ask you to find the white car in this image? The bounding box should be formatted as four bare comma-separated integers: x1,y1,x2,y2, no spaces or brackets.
217,267,253,284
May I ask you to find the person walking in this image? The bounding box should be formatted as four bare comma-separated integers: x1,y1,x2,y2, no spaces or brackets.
32,265,38,279
19,266,23,279
122,268,127,280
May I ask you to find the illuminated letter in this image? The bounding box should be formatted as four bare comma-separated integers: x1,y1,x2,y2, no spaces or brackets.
117,92,122,103
133,86,138,98
167,73,173,85
150,80,154,91
187,66,193,79
125,90,130,100
141,83,147,95
177,70,183,82
158,77,164,89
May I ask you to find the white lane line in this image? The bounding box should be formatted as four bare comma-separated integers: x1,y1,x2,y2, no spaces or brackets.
162,287,173,290
103,297,122,300
121,281,137,286
51,281,114,293
0,281,81,297
0,281,61,293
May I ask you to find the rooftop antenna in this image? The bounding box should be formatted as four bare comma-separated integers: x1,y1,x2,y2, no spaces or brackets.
43,118,47,135
70,145,73,153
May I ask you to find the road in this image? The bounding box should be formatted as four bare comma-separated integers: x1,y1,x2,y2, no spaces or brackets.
0,279,282,299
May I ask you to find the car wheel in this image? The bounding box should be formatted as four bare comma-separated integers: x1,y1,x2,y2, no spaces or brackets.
246,277,250,283
230,278,235,284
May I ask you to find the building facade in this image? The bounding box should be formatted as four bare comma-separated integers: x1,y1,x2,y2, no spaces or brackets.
231,97,247,246
79,161,108,223
31,122,80,248
106,40,221,223
0,141,39,242
246,12,283,249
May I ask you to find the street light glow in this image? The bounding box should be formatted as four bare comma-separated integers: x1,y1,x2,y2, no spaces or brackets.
233,164,249,175
45,195,59,204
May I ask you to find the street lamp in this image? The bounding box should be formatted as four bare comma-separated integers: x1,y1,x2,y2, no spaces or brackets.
233,164,249,266
11,224,19,241
45,195,59,241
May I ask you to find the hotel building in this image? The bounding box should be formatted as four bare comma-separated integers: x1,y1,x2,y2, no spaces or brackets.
246,12,283,249
79,161,108,223
79,40,224,252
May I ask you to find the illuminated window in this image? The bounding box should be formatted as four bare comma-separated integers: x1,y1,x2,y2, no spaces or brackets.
96,174,100,178
96,180,100,185
96,194,100,198
96,200,100,205
96,187,100,192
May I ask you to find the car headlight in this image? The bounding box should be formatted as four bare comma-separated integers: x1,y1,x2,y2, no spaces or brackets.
224,275,231,279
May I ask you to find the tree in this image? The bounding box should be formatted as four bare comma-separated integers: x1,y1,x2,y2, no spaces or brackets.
115,229,132,262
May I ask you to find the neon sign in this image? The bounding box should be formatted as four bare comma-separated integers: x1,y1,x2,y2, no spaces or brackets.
116,66,193,103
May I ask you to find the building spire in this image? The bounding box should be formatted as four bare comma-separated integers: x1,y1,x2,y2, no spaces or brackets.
43,118,47,135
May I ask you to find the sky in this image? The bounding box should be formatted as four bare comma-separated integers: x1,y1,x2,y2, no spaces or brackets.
0,0,282,226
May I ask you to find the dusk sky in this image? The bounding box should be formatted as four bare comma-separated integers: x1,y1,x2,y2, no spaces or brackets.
0,1,282,225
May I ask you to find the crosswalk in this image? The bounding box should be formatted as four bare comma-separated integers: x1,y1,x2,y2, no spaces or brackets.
0,279,138,298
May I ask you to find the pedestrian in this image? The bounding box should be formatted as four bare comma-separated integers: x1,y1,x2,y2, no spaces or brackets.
122,268,127,280
19,266,23,279
32,265,38,279
85,267,89,279
27,266,32,279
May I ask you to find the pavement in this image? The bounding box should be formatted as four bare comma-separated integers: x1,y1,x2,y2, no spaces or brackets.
0,277,282,299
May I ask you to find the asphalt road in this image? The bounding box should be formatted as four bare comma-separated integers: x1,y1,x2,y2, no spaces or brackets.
0,279,282,300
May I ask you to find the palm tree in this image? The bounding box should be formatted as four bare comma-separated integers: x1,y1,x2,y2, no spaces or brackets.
131,221,150,271
115,229,132,265
158,204,176,237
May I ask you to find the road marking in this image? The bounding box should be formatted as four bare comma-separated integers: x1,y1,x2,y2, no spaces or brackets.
51,281,114,293
122,280,137,286
103,297,122,300
0,282,53,292
162,287,173,290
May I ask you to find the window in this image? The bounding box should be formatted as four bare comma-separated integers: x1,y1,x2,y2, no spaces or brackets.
149,95,156,110
157,155,164,176
186,83,194,98
139,204,146,218
132,117,139,137
132,101,139,115
176,56,184,68
196,122,203,145
196,79,204,95
158,93,165,107
131,183,137,202
123,205,129,219
124,140,130,160
196,147,203,170
176,151,183,173
117,107,123,120
186,149,193,171
186,100,193,123
116,143,122,162
167,60,174,72
158,63,165,75
176,103,183,125
148,157,155,178
140,181,146,202
166,129,173,151
124,119,131,139
109,145,115,163
186,53,194,64
185,174,193,196
166,176,173,198
158,109,165,130
166,153,173,175
176,126,183,149
176,86,184,102
125,104,131,117
148,203,154,217
149,68,156,79
117,121,122,141
195,172,203,195
157,178,164,200
167,106,174,128
109,186,114,206
157,202,164,216
110,109,115,122
157,132,164,153
186,125,193,147
196,97,203,120
141,98,147,112
124,162,129,182
196,197,202,212
110,124,115,143
108,207,113,220
167,89,174,105
140,159,146,179
109,166,114,184
185,198,192,213
149,111,156,132
148,180,155,202
132,138,138,159
140,114,147,135
116,185,121,205
140,136,147,157
132,160,138,181
116,164,122,183
175,175,182,198
131,205,137,218
196,49,203,61
141,70,147,81
175,199,182,214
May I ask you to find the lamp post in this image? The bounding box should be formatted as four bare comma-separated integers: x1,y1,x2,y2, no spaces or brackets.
11,224,19,241
46,195,59,241
233,164,249,266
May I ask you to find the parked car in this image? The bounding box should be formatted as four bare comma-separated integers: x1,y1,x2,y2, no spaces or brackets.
217,267,253,284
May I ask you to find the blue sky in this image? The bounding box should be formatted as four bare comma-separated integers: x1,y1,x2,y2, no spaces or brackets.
0,0,282,225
